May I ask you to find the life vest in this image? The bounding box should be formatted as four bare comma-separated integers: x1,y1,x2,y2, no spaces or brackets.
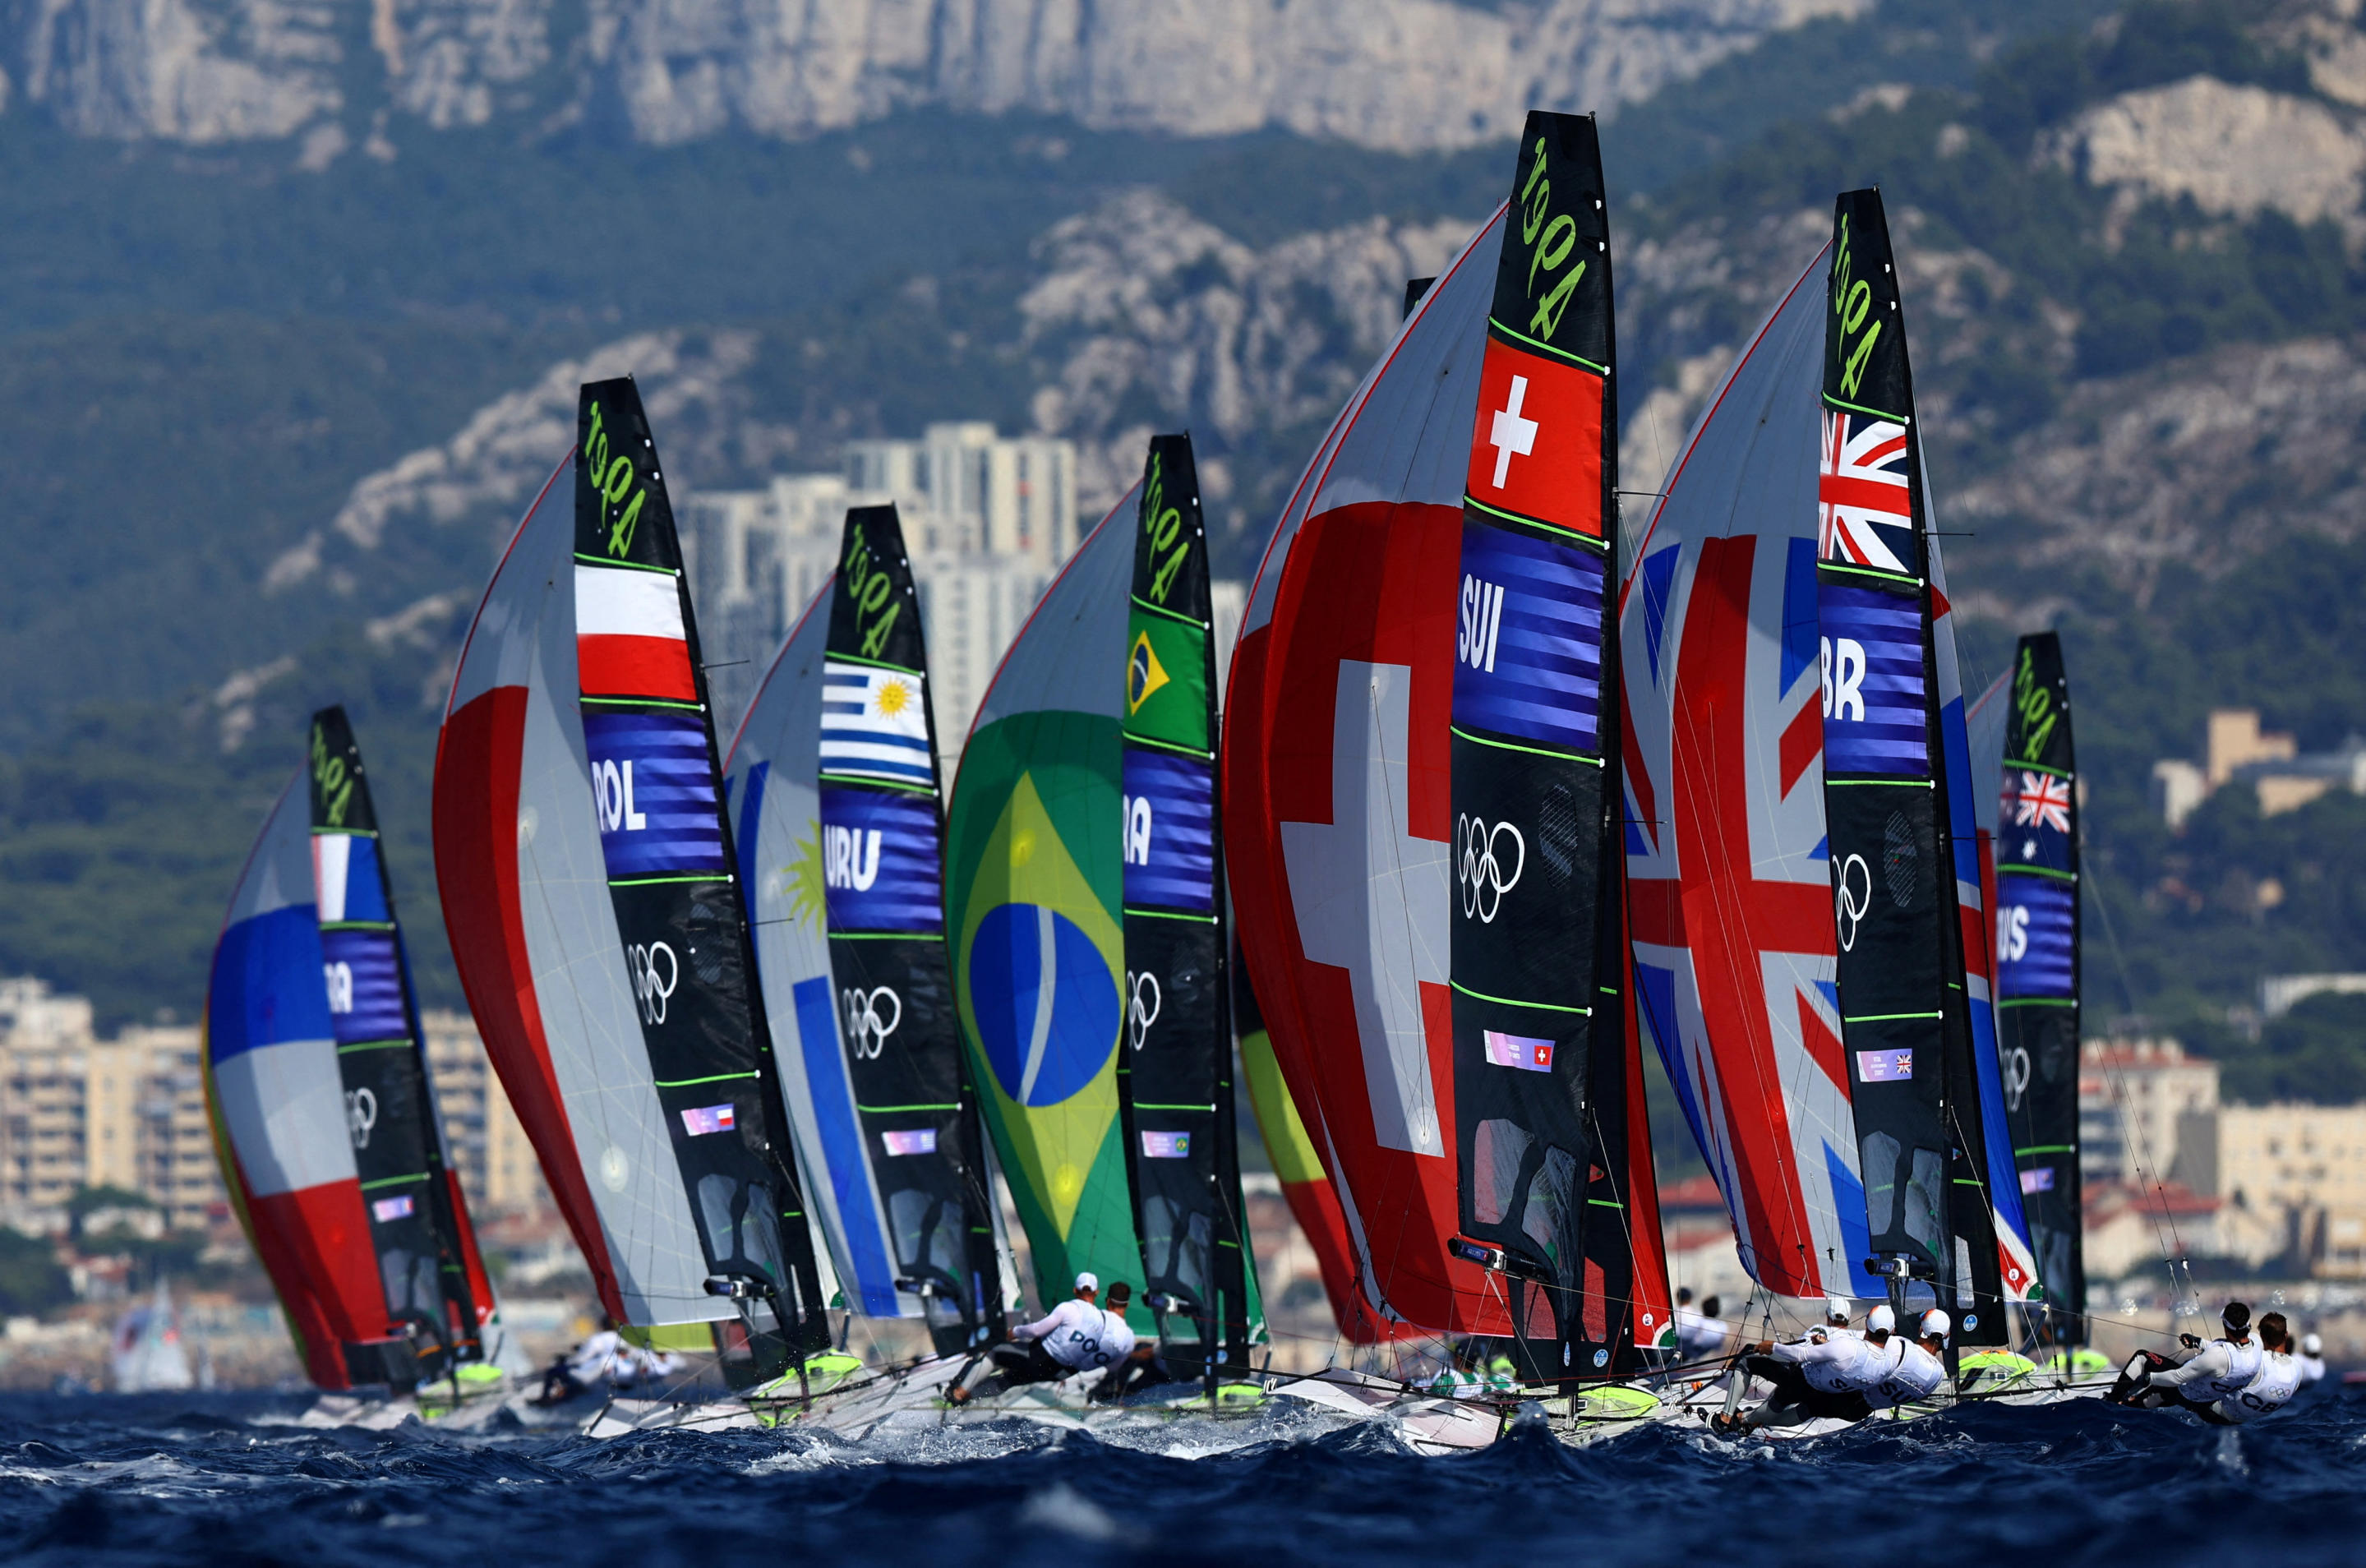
1871,1340,1945,1406
2225,1351,2301,1423
2189,1336,2263,1404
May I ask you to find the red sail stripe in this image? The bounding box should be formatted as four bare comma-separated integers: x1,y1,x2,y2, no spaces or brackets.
577,634,698,702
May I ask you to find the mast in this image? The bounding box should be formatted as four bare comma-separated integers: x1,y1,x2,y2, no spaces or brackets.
1445,111,1631,1384
306,707,487,1377
813,504,1009,1355
1815,191,2004,1344
1996,633,2083,1348
1115,435,1263,1377
569,378,829,1375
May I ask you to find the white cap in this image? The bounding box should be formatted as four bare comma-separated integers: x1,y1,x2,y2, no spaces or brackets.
1866,1304,1896,1334
2304,1333,2323,1354
1826,1297,1851,1321
1921,1309,1951,1340
1074,1271,1099,1293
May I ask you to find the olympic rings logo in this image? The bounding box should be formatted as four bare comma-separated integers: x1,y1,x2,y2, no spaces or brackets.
842,985,902,1059
1455,814,1525,924
628,941,679,1026
1835,853,1872,953
2003,1045,2032,1113
1125,969,1163,1051
345,1086,378,1151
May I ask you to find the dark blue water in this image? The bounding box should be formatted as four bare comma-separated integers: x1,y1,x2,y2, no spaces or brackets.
2,1389,2360,1566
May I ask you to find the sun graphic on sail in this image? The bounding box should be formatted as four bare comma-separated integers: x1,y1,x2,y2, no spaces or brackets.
872,675,914,720
783,819,826,930
1126,631,1169,716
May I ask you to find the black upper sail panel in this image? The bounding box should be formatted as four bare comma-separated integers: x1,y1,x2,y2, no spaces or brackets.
1447,111,1626,1384
1815,192,2004,1332
1116,434,1261,1374
819,502,1008,1356
307,706,482,1381
572,377,828,1377
1996,632,2084,1344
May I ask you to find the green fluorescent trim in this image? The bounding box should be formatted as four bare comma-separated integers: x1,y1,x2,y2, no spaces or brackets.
1827,777,1935,788
856,1102,959,1114
1124,906,1219,923
1822,392,1911,425
1448,979,1592,1016
336,1039,414,1054
1843,1010,1943,1023
2004,759,2072,779
826,649,924,676
582,695,704,712
1449,724,1603,765
1586,1198,1626,1209
319,920,397,933
574,552,678,575
309,828,380,839
1132,1103,1217,1112
828,929,925,941
610,874,730,887
1997,864,2077,882
1129,593,1210,630
1818,560,1923,588
1462,494,1609,546
1998,997,2078,1009
360,1174,429,1191
819,771,939,796
1121,731,1215,762
1599,986,1620,996
654,1071,759,1088
1487,316,1609,375
2016,1145,2076,1156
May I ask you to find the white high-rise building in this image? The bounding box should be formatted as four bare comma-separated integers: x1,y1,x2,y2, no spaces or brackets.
846,423,1077,565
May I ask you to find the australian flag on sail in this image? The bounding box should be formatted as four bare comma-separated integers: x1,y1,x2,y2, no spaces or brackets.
1451,521,1605,755
1819,410,1913,575
1818,584,1927,777
1998,770,2074,874
819,786,945,934
1121,749,1215,913
581,709,727,878
821,660,932,787
318,927,408,1044
1996,875,2076,999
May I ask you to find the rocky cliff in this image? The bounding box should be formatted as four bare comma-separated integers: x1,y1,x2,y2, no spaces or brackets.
5,0,1861,152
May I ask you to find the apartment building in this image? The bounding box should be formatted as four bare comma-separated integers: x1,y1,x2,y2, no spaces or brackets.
422,1009,549,1218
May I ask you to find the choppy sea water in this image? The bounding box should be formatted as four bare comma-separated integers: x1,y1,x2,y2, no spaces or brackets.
2,1386,2361,1566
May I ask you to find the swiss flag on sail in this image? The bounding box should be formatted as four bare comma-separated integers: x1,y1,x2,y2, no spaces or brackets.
1462,336,1603,537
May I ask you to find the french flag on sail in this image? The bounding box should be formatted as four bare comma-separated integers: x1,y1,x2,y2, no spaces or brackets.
575,565,697,702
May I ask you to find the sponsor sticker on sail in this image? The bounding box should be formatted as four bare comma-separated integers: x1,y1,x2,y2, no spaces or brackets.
1141,1130,1191,1159
821,660,933,786
1483,1031,1555,1073
1856,1049,1914,1082
881,1128,938,1156
680,1103,737,1137
371,1196,415,1222
2020,1166,2056,1194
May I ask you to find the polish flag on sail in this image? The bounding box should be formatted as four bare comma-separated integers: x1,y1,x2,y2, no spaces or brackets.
575,564,696,701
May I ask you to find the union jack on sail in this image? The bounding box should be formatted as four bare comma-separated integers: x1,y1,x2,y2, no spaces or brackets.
1817,410,1912,574
2009,772,2072,834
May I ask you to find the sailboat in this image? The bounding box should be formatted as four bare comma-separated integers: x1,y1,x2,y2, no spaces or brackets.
110,1280,193,1393
1225,113,1674,1450
434,378,831,1402
205,707,505,1397
719,500,1015,1398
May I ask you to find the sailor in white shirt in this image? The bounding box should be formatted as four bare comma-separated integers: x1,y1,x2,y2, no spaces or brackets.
2107,1300,2262,1423
1672,1289,1732,1363
2296,1332,2328,1384
1716,1304,1892,1432
949,1272,1135,1404
1809,1297,1858,1342
2218,1312,2304,1425
1866,1311,1949,1410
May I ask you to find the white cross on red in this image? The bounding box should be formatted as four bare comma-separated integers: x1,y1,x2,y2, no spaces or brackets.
1487,375,1538,489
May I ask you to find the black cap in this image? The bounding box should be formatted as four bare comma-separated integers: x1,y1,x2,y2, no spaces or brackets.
2224,1301,2252,1332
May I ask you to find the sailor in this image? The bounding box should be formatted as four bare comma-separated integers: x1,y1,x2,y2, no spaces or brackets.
1674,1290,1731,1363
1424,1340,1488,1398
1866,1310,1949,1410
533,1314,624,1405
2217,1312,2303,1424
1809,1297,1857,1343
1086,1284,1169,1403
2297,1332,2328,1384
948,1271,1135,1404
1713,1304,1889,1432
2106,1300,2262,1423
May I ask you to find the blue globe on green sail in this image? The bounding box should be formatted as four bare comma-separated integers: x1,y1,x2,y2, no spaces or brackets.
968,901,1122,1108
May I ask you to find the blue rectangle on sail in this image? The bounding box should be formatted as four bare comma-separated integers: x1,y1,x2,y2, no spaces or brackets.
320,927,408,1045
209,905,332,1060
1121,749,1215,912
791,975,899,1317
820,786,945,934
1818,583,1927,777
1996,874,2075,1000
1451,523,1604,754
581,710,727,879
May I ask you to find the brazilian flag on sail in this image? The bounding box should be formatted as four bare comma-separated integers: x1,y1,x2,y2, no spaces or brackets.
945,504,1146,1322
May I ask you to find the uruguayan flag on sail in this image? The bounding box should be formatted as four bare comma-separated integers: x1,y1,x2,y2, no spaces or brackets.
821,660,933,786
